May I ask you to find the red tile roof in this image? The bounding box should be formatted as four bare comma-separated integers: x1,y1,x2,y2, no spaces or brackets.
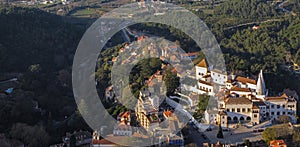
199,80,212,86
197,59,207,68
269,140,287,146
230,87,251,92
236,76,256,85
164,110,173,118
183,52,198,57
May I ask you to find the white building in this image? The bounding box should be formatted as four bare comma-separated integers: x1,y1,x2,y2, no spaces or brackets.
195,59,208,80
235,76,257,90
198,80,214,96
195,59,298,126
265,94,297,123
210,69,228,86
113,124,132,136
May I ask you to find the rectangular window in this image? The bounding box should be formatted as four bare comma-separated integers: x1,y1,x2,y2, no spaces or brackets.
277,105,280,109
232,108,235,112
254,114,257,118
283,112,285,115
242,108,245,112
227,109,229,112
237,108,240,112
247,108,251,112
271,105,274,108
271,112,274,115
277,112,280,115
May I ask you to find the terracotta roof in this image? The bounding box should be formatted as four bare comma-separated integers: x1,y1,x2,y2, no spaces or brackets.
219,111,227,115
196,59,207,68
225,97,252,105
199,80,212,86
121,111,130,118
230,87,251,92
265,96,286,101
281,93,289,98
137,35,147,41
252,105,259,109
164,110,173,118
226,79,233,83
269,140,287,146
202,74,211,78
183,52,198,57
236,76,256,85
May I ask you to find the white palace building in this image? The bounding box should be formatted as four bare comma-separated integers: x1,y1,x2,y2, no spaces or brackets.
194,59,298,127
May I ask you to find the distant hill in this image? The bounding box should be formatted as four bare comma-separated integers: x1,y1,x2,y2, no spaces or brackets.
0,5,84,72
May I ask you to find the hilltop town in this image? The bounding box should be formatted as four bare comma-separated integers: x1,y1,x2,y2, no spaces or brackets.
51,36,299,147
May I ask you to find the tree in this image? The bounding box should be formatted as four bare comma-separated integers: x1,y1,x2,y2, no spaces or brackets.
216,124,224,138
70,134,76,147
293,127,300,146
244,139,251,147
10,123,49,147
262,128,278,144
278,115,291,124
163,67,180,95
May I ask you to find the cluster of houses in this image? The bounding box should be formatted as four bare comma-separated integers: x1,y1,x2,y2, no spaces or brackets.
190,59,298,127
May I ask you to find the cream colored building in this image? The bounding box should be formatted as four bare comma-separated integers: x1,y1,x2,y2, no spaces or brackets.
135,90,160,131
223,97,260,125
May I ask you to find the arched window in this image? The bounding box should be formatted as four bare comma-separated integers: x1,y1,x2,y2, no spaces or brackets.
240,116,245,121
233,116,238,122
246,116,251,121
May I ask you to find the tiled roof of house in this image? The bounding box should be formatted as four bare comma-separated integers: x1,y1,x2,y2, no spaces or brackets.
196,59,207,68
199,80,212,86
252,105,259,109
183,52,198,57
236,76,256,85
269,140,287,146
225,97,252,105
202,74,211,78
218,111,227,115
265,96,286,101
230,87,251,92
164,110,173,118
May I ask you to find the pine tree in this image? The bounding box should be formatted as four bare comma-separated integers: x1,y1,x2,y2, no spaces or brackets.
217,124,224,138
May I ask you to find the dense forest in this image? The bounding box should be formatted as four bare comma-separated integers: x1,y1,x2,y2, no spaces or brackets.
0,6,91,145
214,0,280,18
0,6,84,72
